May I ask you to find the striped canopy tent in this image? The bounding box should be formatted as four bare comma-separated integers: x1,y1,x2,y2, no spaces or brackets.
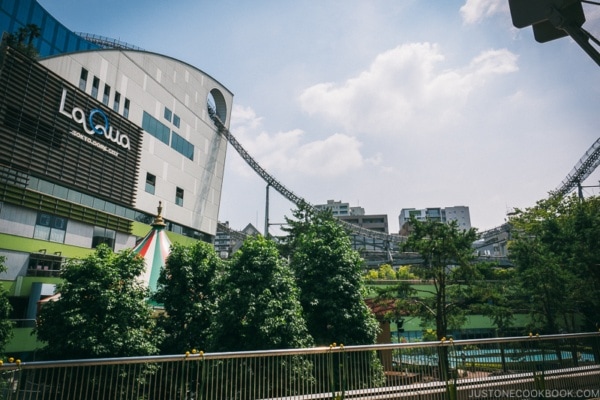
133,202,171,293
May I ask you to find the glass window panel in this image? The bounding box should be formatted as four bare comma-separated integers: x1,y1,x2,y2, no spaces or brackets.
37,213,51,226
125,208,136,219
33,225,50,240
42,16,56,41
55,25,67,52
52,184,68,199
27,176,39,190
79,68,88,91
38,180,53,195
104,201,116,214
80,193,94,207
102,84,110,105
93,197,106,210
176,187,184,206
91,77,100,99
173,114,180,128
40,40,51,56
115,205,127,217
67,189,82,203
113,92,121,112
31,4,44,26
15,0,29,23
1,0,17,15
49,228,65,243
164,107,172,122
53,216,67,230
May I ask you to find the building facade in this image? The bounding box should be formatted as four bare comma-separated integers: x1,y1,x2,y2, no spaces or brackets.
0,0,233,354
314,199,365,216
398,206,471,233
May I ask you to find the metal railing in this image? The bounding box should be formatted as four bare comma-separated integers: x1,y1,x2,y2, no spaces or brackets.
1,332,599,399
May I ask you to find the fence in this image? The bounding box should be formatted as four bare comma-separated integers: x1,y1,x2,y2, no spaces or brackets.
1,332,599,399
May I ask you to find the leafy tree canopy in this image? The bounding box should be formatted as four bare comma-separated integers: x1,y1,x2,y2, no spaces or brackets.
35,245,161,359
509,195,600,332
283,206,379,346
153,241,222,354
2,24,40,58
211,235,313,351
0,257,13,355
401,218,483,339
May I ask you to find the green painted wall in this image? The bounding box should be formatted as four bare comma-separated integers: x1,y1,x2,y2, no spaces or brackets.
5,327,44,355
0,233,94,260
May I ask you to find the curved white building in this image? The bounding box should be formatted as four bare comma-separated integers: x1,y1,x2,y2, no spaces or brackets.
0,0,233,355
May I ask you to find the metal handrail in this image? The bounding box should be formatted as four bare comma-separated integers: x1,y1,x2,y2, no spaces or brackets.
1,332,598,400
3,332,598,370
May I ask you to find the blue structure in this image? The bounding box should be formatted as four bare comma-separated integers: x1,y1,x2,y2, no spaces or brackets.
0,0,102,57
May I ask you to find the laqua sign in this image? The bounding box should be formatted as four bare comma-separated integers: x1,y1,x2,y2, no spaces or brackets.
59,88,130,151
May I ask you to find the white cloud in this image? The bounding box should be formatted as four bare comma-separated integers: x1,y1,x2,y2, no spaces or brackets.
298,43,519,137
460,0,508,24
229,105,364,178
230,104,263,133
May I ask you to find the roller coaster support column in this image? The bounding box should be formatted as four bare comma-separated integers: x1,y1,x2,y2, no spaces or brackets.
265,184,270,238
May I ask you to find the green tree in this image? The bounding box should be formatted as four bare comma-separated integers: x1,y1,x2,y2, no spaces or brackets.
401,218,483,382
153,241,222,354
283,206,379,346
211,235,313,351
35,245,161,359
396,265,418,280
509,195,600,332
0,256,13,355
377,264,396,280
402,218,480,340
2,24,40,58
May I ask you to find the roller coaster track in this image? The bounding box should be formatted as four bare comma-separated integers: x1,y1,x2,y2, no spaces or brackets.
210,113,402,246
212,108,600,248
550,136,600,199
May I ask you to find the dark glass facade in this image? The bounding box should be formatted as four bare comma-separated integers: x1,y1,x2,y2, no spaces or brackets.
0,0,100,57
0,48,143,206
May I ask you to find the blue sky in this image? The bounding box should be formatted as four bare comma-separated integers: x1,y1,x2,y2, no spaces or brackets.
40,0,600,234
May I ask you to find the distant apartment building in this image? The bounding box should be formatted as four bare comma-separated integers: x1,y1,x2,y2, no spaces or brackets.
314,200,364,216
473,223,511,258
314,201,390,263
398,206,471,233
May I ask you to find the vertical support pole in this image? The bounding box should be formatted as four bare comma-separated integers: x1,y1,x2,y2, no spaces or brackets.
264,184,270,238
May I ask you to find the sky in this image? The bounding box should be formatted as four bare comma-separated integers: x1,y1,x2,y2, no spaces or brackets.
39,0,600,235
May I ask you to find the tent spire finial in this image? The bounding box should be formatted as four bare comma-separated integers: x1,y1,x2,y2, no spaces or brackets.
152,201,166,227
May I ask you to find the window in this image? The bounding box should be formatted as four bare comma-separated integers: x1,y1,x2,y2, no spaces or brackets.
173,114,180,128
171,132,194,160
145,173,156,194
113,92,121,112
91,76,100,99
175,187,184,206
102,84,111,106
142,111,171,145
92,227,116,249
79,68,88,91
33,213,67,243
164,107,172,122
123,98,130,118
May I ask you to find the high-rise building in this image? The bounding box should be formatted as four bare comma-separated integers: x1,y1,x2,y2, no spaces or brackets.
0,0,232,354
